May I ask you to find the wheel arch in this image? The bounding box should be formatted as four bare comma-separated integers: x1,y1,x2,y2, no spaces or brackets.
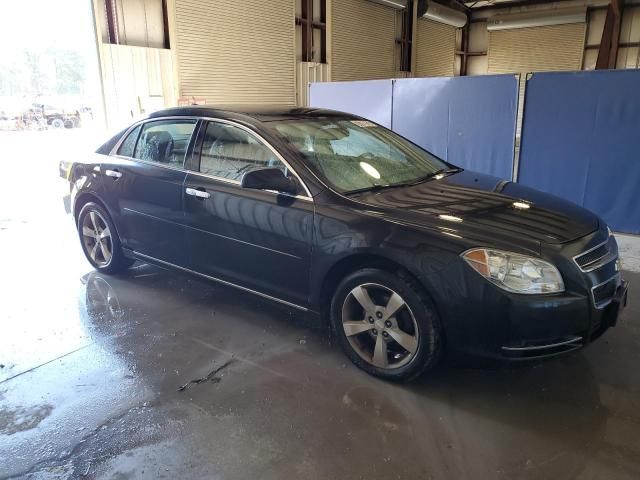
73,192,110,225
316,253,442,324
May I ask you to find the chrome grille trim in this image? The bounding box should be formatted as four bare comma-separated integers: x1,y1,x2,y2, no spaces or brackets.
501,336,583,352
573,237,616,273
590,273,620,309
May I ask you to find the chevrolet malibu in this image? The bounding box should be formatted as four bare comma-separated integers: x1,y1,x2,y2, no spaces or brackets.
63,106,628,381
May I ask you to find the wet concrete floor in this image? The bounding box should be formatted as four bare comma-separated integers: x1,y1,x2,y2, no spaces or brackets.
1,130,639,479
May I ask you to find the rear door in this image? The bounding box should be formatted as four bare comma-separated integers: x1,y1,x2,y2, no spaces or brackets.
101,118,198,265
183,119,314,307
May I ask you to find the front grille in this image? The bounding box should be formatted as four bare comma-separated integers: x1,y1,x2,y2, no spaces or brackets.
591,275,618,308
574,237,618,272
575,243,609,269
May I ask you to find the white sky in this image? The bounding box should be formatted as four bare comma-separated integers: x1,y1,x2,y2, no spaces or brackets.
0,0,103,109
0,0,96,59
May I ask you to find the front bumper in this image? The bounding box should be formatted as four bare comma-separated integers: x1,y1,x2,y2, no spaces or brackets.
436,229,628,360
500,279,627,359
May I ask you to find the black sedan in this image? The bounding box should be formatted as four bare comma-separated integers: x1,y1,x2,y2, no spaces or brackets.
63,106,628,381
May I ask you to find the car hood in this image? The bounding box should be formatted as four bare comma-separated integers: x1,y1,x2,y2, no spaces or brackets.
351,170,599,247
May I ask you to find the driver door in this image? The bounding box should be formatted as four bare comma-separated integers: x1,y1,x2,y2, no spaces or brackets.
183,120,314,307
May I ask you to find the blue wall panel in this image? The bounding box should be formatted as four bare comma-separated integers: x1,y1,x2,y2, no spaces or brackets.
309,80,393,128
392,76,518,180
518,70,640,234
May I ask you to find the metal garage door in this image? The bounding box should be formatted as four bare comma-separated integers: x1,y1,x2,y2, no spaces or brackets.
415,19,456,77
331,0,398,81
174,0,296,105
488,23,585,73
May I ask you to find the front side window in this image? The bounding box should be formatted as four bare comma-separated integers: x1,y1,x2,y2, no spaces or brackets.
133,120,196,167
199,121,285,181
267,117,451,193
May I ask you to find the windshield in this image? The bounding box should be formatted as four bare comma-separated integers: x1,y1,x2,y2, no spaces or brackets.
267,117,453,193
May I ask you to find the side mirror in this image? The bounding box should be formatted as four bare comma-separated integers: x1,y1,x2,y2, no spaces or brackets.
241,167,298,195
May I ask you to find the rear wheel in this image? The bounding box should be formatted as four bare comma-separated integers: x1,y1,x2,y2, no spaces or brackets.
77,202,134,274
330,268,442,381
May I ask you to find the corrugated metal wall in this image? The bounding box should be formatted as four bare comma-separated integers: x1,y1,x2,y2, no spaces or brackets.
583,5,640,70
174,0,296,105
100,44,176,128
296,62,331,106
488,23,586,73
331,0,398,81
616,5,640,69
414,19,456,77
115,0,165,48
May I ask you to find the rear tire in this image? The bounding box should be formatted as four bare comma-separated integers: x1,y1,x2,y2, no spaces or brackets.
77,202,134,274
330,268,442,382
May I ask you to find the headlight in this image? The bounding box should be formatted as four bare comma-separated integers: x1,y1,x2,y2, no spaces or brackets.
462,248,564,294
607,226,614,237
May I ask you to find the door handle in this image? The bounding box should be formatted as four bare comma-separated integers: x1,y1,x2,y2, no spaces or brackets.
185,187,210,199
105,169,122,179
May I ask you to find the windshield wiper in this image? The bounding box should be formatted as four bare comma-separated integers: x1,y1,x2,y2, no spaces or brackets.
343,167,463,196
343,183,408,195
405,167,463,186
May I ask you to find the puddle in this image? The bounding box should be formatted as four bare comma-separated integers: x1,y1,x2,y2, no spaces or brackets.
0,404,53,435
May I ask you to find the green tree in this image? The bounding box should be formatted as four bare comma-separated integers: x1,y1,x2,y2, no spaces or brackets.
53,49,86,95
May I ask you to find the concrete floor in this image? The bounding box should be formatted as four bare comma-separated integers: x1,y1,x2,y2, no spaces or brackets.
1,130,639,480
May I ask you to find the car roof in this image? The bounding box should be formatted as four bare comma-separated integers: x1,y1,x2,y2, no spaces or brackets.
148,105,359,123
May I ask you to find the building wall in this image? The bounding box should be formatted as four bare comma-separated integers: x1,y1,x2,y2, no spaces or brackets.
583,5,640,69
173,0,296,105
468,1,640,75
99,44,176,128
331,0,399,81
97,0,166,48
93,0,639,119
92,0,177,128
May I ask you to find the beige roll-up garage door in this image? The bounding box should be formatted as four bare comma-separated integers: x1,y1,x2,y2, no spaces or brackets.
332,0,397,81
488,23,585,73
174,0,295,105
414,19,456,77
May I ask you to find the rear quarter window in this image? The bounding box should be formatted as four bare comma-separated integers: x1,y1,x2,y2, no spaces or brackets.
95,127,128,155
117,125,142,157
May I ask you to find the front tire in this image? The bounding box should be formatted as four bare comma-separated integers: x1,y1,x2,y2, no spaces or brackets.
50,118,64,129
77,202,133,274
330,268,442,382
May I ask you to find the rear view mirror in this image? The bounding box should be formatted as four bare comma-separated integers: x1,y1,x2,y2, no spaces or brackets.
241,167,298,195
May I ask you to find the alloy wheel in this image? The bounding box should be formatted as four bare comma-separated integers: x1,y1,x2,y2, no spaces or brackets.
341,283,419,369
81,210,113,266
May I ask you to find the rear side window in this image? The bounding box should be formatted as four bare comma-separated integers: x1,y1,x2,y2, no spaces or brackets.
133,120,197,167
116,125,141,157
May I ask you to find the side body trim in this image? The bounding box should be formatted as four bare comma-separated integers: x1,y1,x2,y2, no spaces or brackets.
130,250,310,312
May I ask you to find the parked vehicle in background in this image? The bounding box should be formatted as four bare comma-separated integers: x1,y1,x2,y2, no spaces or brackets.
61,106,628,381
0,101,93,131
33,103,82,128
